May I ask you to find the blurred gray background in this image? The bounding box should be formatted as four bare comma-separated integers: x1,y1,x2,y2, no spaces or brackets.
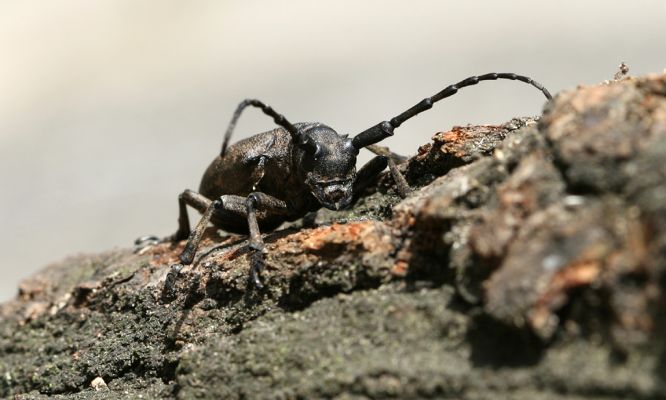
1,0,664,301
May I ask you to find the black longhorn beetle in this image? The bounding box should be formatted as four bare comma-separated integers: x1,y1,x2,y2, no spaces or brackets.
139,72,552,289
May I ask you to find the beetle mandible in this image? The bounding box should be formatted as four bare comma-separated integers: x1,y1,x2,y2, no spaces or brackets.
144,72,552,289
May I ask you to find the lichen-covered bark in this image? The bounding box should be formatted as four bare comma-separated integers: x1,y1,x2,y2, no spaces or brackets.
1,73,666,399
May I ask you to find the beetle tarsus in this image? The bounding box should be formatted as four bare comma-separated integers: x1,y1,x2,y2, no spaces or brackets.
250,251,265,289
162,263,184,302
133,235,162,253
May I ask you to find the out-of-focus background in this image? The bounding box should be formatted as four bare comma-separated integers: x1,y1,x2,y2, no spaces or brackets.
1,0,664,301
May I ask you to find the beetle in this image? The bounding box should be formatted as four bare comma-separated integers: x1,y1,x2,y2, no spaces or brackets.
143,72,552,289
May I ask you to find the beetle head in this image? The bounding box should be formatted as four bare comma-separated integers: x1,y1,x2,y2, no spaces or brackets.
297,124,358,210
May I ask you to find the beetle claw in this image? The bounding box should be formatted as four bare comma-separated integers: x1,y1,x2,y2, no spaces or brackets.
161,263,184,303
250,251,265,289
134,235,162,253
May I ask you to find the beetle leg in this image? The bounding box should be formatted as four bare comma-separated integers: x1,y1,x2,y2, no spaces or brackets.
366,143,408,164
354,155,387,196
248,156,268,190
134,235,161,252
354,155,411,199
179,196,223,265
245,192,288,289
386,157,411,198
134,189,211,253
177,191,288,289
173,189,212,241
164,194,242,301
179,193,251,265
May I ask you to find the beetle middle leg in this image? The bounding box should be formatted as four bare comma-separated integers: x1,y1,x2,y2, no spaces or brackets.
173,189,212,241
134,189,210,251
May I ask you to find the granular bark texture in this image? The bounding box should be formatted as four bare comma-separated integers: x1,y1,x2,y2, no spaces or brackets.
1,72,666,399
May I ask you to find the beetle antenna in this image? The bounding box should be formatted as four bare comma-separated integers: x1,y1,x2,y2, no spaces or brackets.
351,72,552,149
221,99,316,157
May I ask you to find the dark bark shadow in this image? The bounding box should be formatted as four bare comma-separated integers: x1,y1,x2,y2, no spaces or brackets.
466,313,545,368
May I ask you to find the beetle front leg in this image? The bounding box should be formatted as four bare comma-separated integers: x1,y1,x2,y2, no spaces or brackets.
245,192,288,288
386,157,411,198
354,155,388,195
354,155,411,199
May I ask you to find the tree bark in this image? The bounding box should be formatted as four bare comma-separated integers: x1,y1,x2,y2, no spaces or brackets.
2,72,665,399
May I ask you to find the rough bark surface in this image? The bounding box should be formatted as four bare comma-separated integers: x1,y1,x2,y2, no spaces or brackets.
2,73,666,399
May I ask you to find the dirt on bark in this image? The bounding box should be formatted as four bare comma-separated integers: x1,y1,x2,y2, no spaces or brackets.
2,72,666,399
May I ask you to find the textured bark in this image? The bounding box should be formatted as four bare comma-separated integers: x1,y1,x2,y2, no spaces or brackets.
2,72,666,399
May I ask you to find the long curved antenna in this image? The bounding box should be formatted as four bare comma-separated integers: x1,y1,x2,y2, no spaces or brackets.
351,73,552,149
221,99,317,157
